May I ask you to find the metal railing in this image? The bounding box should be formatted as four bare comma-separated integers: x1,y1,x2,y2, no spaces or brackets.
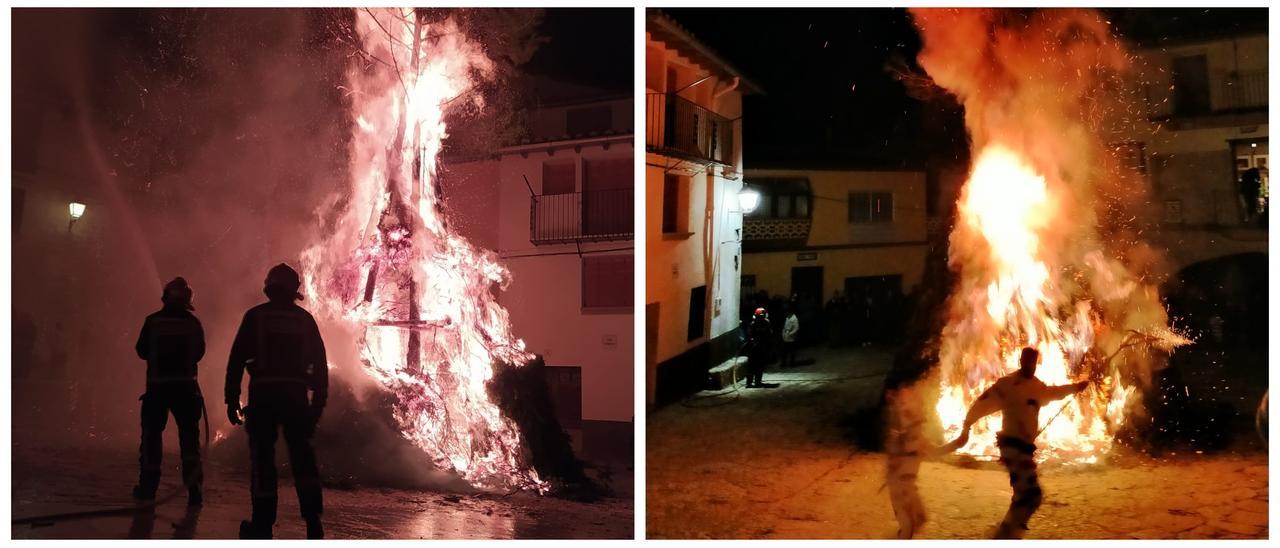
1218,71,1268,111
1147,70,1267,118
646,93,735,166
530,188,634,245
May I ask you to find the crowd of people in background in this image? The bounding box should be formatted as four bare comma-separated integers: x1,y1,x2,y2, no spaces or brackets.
739,287,909,351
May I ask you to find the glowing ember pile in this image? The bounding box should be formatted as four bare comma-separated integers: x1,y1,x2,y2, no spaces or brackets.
301,8,544,491
912,8,1189,463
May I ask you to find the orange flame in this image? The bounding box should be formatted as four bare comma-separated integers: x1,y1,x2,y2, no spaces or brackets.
915,8,1189,464
301,8,544,491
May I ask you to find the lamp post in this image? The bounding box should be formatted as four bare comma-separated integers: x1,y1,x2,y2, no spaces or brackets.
68,201,86,232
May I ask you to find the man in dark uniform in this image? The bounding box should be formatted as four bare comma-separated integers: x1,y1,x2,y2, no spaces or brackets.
134,277,206,506
744,307,775,388
226,263,328,539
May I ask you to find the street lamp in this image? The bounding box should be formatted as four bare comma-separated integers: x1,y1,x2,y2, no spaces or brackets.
737,188,761,214
68,201,86,232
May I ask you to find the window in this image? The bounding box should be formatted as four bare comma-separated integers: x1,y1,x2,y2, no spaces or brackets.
566,105,612,136
1171,54,1211,116
1112,142,1147,175
583,158,633,237
776,194,793,217
743,177,810,219
687,285,707,341
849,191,893,223
662,173,686,233
583,254,633,311
795,194,810,217
542,161,575,195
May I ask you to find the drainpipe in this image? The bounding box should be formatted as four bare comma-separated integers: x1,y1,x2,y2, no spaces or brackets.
714,77,740,100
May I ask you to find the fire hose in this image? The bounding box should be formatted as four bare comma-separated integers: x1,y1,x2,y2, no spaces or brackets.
12,398,211,527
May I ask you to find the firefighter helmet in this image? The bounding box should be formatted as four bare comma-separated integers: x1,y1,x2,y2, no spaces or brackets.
264,263,303,300
162,277,195,310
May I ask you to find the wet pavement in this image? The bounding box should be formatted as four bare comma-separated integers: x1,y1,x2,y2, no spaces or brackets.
12,441,632,539
646,346,1268,539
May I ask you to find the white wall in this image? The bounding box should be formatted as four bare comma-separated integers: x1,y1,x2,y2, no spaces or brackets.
443,103,635,423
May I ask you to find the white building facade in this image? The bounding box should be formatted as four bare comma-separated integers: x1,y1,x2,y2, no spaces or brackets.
645,11,763,407
442,95,634,460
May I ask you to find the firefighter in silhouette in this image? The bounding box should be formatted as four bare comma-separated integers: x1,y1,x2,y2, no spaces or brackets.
133,277,206,506
944,347,1089,539
226,263,328,539
744,307,776,388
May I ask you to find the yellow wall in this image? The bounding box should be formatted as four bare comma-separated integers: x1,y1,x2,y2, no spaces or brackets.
743,245,928,303
742,169,929,302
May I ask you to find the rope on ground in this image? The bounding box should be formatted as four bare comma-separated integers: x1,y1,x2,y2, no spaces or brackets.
12,399,212,527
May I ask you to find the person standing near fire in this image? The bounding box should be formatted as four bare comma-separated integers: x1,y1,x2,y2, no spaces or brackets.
780,304,800,368
743,307,775,388
943,347,1089,539
226,263,329,539
133,277,206,506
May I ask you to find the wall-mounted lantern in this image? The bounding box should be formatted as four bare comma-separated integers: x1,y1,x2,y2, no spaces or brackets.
737,188,761,214
68,201,86,232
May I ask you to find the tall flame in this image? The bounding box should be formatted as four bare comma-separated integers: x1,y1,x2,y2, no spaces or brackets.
913,9,1189,463
301,8,544,491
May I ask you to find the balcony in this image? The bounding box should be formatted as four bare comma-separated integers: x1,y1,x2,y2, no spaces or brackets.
742,217,811,252
530,188,633,245
1147,70,1267,119
1218,71,1268,111
646,93,735,166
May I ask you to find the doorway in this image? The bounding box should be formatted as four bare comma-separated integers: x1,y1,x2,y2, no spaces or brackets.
844,274,905,345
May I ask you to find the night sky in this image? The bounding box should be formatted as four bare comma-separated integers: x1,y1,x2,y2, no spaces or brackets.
662,7,1268,169
662,8,961,169
525,8,633,95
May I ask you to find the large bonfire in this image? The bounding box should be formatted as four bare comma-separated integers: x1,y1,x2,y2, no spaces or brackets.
911,8,1189,463
301,8,545,491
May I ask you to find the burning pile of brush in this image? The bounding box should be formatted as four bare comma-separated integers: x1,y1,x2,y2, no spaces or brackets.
909,8,1189,463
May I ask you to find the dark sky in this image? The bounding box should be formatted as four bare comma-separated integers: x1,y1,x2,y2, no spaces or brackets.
662,7,1268,169
663,8,952,169
525,8,633,94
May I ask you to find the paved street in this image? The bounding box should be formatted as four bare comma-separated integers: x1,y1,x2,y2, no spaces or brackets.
12,440,632,539
646,346,1268,539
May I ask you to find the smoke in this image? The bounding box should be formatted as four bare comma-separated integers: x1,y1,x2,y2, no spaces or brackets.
12,8,528,490
908,8,1186,455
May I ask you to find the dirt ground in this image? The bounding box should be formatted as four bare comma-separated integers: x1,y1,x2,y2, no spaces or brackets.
11,440,632,539
646,346,1268,539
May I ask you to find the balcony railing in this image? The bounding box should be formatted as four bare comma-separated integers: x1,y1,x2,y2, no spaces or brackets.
646,93,735,166
530,188,633,245
1218,71,1268,111
743,217,812,241
1147,70,1267,118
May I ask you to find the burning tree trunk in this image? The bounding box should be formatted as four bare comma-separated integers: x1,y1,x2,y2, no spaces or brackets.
301,7,585,494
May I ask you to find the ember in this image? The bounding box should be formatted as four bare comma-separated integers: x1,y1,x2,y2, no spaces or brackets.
912,8,1190,463
300,8,545,491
